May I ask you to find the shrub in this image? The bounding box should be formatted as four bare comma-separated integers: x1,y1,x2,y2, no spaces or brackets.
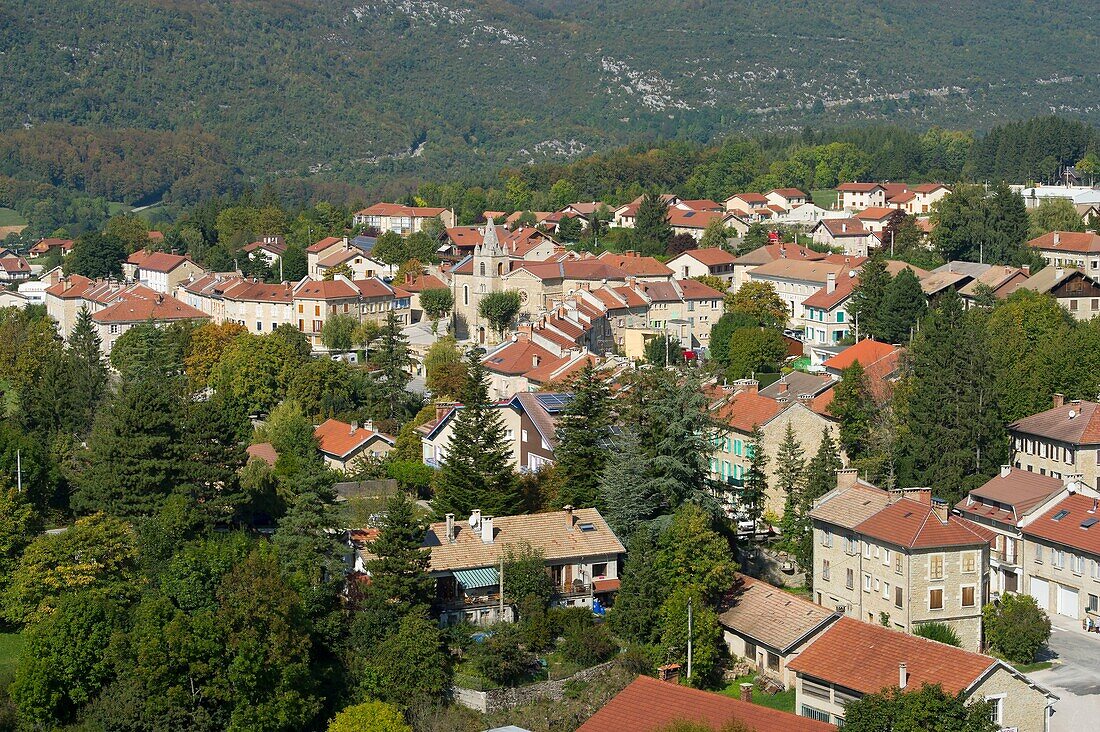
470,627,538,686
913,621,961,647
561,621,617,667
983,594,1051,664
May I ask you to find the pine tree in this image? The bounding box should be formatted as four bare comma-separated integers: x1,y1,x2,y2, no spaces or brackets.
433,348,519,517
598,429,664,542
608,525,666,644
849,254,890,340
878,267,926,344
66,307,108,435
370,311,413,423
743,425,768,526
987,181,1030,264
184,392,251,521
796,431,842,586
898,289,1006,504
73,373,188,519
364,492,433,611
774,422,805,519
635,193,673,257
553,362,611,508
831,361,876,461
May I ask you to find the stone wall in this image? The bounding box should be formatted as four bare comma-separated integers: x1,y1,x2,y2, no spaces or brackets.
452,660,618,714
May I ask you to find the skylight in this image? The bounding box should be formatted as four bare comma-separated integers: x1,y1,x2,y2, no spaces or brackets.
579,523,597,532
1082,518,1098,529
1053,510,1070,521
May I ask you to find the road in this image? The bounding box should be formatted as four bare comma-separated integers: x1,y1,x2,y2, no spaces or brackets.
1028,615,1100,731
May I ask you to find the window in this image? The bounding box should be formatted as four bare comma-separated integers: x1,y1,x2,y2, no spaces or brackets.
864,573,872,592
1092,559,1100,580
1072,554,1085,574
895,555,903,575
1053,549,1065,569
962,585,976,607
109,324,119,334
314,305,320,316
985,694,1005,727
822,560,831,581
463,285,469,305
929,554,944,580
863,543,872,560
894,586,903,608
504,429,514,440
822,529,833,548
961,552,976,574
929,588,944,610
845,537,859,555
297,303,303,313
256,321,261,332
845,568,854,590
1089,594,1099,614
802,680,832,702
883,549,891,566
592,562,607,578
882,581,890,600
1035,544,1044,564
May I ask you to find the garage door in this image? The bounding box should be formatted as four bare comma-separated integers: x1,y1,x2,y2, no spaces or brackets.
1057,584,1079,619
1030,577,1049,611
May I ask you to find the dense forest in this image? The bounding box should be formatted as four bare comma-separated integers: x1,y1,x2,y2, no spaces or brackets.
1,0,1097,202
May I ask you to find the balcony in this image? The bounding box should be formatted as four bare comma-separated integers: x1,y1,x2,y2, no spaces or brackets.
992,548,1018,567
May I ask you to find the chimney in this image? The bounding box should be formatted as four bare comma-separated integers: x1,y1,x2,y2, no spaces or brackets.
778,381,789,394
836,468,859,490
480,515,494,544
1053,231,1061,245
1000,464,1012,478
1053,393,1065,408
565,504,575,532
932,501,949,524
445,513,456,543
841,223,847,233
1022,264,1031,276
350,421,359,433
739,683,753,702
733,378,759,394
364,419,374,433
826,272,837,294
435,401,457,424
470,509,481,530
1056,267,1065,280
899,663,908,689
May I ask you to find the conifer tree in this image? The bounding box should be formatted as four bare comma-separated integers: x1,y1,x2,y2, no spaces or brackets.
66,307,109,434
371,311,413,423
795,431,842,585
635,193,673,257
364,492,433,611
898,289,1006,503
742,425,768,526
608,525,666,644
849,254,890,340
831,361,876,460
185,392,251,521
554,362,611,508
774,422,805,519
433,348,518,517
878,267,926,344
598,429,664,542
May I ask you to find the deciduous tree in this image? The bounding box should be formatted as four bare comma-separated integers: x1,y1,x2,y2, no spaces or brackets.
478,290,522,339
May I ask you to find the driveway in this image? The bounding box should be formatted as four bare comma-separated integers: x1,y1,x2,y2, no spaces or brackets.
1027,615,1100,732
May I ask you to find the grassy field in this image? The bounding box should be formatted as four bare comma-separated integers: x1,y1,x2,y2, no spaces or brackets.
0,633,24,678
0,208,26,226
107,201,131,216
721,673,796,713
810,189,838,210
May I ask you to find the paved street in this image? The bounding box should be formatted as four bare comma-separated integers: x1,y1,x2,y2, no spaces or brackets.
1028,615,1100,732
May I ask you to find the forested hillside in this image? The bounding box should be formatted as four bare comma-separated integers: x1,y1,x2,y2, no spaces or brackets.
1,0,1097,202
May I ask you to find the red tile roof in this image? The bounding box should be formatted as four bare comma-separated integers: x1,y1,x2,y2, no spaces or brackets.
732,243,827,266
726,192,768,205
576,675,834,732
913,183,949,194
787,617,994,696
596,251,672,277
398,272,447,292
803,272,858,310
223,280,293,303
0,256,31,274
956,468,1064,527
126,250,193,273
1009,400,1100,445
351,278,398,299
714,390,784,433
768,188,808,199
822,339,898,371
294,279,360,299
677,278,725,300
482,338,560,376
836,182,884,193
816,218,869,237
855,206,897,221
667,209,729,230
91,289,210,324
1028,231,1100,254
679,198,724,211
1022,492,1100,556
676,248,738,266
854,497,995,549
306,236,344,254
246,442,278,466
511,259,628,282
314,419,393,458
525,352,596,385
355,202,447,218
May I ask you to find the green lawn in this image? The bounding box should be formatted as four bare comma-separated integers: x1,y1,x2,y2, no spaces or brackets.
0,208,26,226
0,632,24,677
810,189,838,210
720,673,796,713
107,201,132,216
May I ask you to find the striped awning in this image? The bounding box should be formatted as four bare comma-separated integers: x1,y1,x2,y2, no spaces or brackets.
453,567,499,590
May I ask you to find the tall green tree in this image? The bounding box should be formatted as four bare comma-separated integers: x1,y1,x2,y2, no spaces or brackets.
774,422,805,537
424,335,467,398
418,287,453,332
849,254,890,340
66,306,109,432
644,334,685,366
707,311,760,365
364,492,432,611
899,289,1006,504
598,429,664,543
433,348,518,517
725,326,787,380
609,525,665,644
371,311,414,424
65,231,125,278
185,391,251,520
724,281,788,330
635,193,673,256
281,243,308,281
553,361,611,508
878,267,926,344
321,314,357,353
742,425,768,527
831,361,876,460
478,290,522,340
796,431,842,585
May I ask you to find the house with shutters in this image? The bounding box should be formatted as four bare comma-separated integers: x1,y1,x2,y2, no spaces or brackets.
353,507,624,626
1026,230,1100,273
122,251,204,294
666,248,738,285
809,218,878,256
1008,396,1100,491
1005,265,1100,321
313,418,395,471
810,474,994,651
787,617,1056,731
352,202,455,234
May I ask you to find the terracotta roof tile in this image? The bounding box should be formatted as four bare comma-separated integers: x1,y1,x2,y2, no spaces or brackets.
836,182,884,193
91,289,209,324
482,338,559,376
714,390,784,433
314,418,394,459
1009,401,1100,445
676,278,725,300
577,675,834,732
854,498,995,549
596,251,672,277
293,278,360,300
1022,492,1100,556
811,481,892,529
126,251,192,273
732,243,826,266
718,575,837,652
1028,231,1100,254
822,339,898,371
787,617,994,696
956,468,1064,526
246,442,278,466
674,248,738,267
356,202,447,218
855,206,897,221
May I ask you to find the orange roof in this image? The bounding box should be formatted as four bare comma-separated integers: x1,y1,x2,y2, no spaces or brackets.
306,236,344,254
822,339,898,371
816,218,869,237
1022,492,1100,556
525,352,596,385
788,616,995,696
836,182,884,193
714,390,783,433
768,188,807,199
246,442,278,466
511,259,628,282
351,278,398,299
314,419,393,458
855,206,897,221
0,256,31,273
355,202,447,218
223,280,293,303
675,248,737,266
127,250,192,273
667,209,728,229
91,289,210,324
482,338,559,376
577,675,834,732
677,278,725,300
1028,231,1100,254
1009,400,1100,445
726,192,768,204
913,183,949,194
679,198,724,211
855,497,996,549
803,272,858,310
596,251,672,277
398,272,447,292
294,279,359,300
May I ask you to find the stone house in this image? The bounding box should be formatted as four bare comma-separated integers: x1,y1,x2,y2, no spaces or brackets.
1026,230,1100,274
836,182,888,211
352,203,455,234
666,248,738,285
748,256,863,327
765,188,809,210
787,616,1056,731
810,476,994,652
718,574,840,688
1019,485,1100,622
809,218,878,257
123,251,204,294
729,243,827,292
1008,395,1100,491
313,418,394,471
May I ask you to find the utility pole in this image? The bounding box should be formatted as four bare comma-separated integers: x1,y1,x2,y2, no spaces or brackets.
686,596,694,680
890,229,895,256
16,449,21,494
499,557,505,620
